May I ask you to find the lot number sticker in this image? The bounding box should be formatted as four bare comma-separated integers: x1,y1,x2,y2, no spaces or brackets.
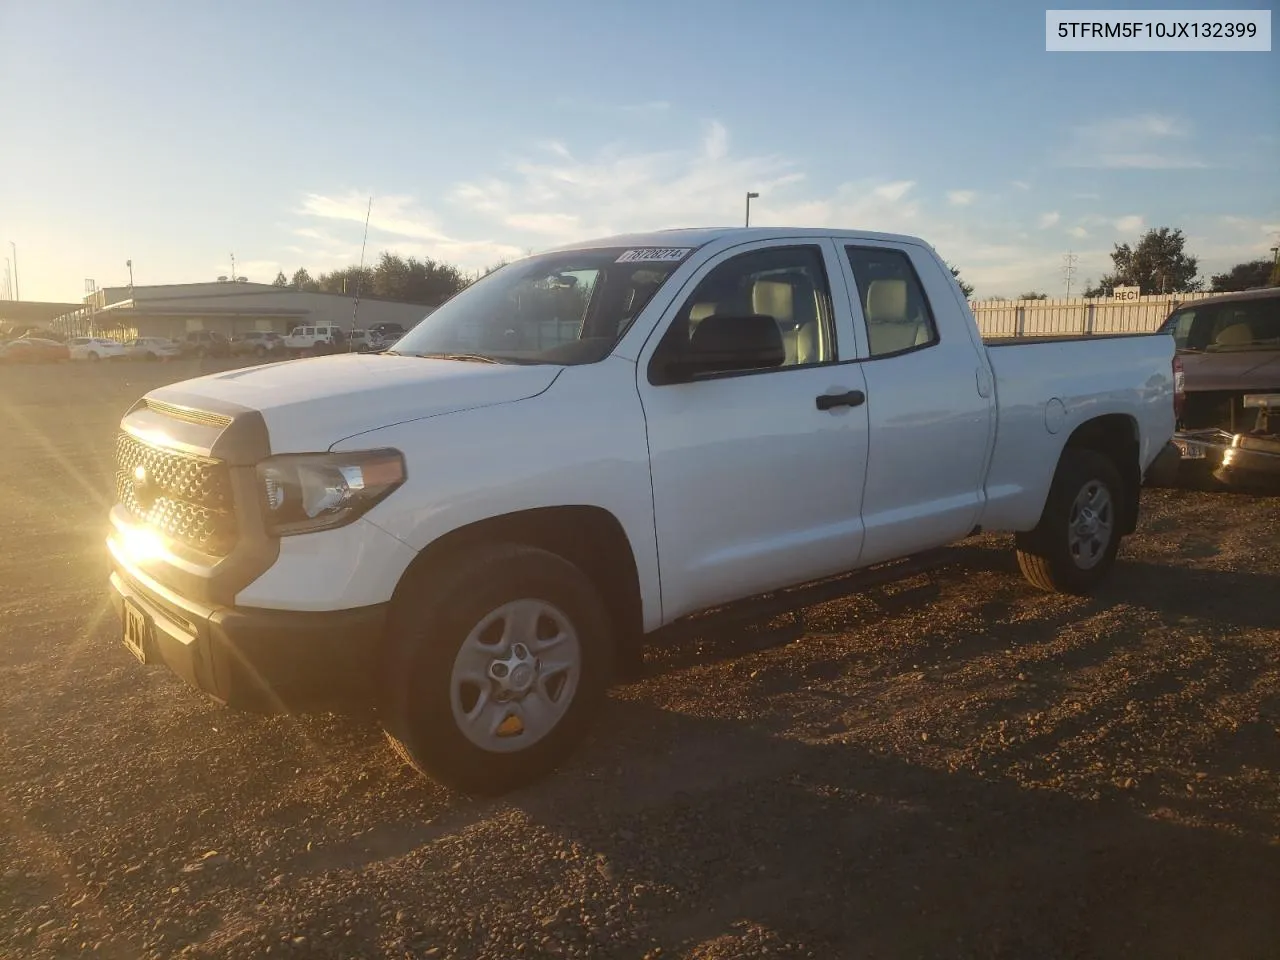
616,248,692,263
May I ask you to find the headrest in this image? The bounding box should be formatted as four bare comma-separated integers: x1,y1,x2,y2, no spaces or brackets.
752,279,793,322
688,313,785,367
688,302,718,323
866,279,908,323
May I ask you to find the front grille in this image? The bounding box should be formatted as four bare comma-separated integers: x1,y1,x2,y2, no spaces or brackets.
115,433,237,556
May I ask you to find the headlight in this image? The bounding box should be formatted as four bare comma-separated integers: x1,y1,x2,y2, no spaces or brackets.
256,449,406,536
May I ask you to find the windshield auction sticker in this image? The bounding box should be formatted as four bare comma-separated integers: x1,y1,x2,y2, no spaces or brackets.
616,248,693,263
1046,9,1270,51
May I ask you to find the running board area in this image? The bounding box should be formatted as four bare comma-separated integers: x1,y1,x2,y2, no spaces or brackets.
650,546,965,648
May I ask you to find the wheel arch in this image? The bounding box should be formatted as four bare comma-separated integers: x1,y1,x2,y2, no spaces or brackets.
388,505,646,675
1060,413,1141,534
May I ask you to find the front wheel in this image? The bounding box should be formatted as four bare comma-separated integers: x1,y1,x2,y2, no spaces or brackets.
1015,448,1125,595
87,351,100,362
382,544,614,794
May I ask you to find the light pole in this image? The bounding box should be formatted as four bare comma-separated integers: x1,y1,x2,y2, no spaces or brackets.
9,241,18,301
745,191,759,227
126,259,134,290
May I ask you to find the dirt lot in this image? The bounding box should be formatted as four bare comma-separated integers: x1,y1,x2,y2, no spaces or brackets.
1,359,1277,960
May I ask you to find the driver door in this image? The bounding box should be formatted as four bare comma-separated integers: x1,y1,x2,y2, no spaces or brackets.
636,239,870,623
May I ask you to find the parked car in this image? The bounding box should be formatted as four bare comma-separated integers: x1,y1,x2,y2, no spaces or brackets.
123,337,182,361
231,331,287,358
179,330,232,358
68,336,128,361
346,329,380,353
0,337,70,363
370,322,407,342
1156,286,1280,486
106,226,1178,793
284,324,346,356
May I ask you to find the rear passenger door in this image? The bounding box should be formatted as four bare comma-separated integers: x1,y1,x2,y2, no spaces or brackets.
835,242,995,565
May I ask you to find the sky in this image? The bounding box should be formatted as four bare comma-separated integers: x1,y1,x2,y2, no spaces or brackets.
1,0,1277,302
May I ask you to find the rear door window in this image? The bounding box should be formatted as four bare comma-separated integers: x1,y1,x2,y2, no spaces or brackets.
844,246,940,358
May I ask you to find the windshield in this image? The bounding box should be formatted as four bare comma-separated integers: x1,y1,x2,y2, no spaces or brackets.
1162,298,1280,352
390,246,691,364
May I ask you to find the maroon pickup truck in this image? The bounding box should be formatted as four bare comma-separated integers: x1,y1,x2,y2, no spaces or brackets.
1157,286,1280,486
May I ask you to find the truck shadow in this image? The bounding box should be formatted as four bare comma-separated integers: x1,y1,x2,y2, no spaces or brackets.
280,697,1280,960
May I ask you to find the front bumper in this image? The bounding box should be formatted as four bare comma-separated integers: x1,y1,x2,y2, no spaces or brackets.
1171,429,1280,483
109,549,387,711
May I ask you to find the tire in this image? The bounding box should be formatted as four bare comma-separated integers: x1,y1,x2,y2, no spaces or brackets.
255,345,266,358
87,351,100,362
145,352,157,361
1015,448,1125,595
382,543,614,794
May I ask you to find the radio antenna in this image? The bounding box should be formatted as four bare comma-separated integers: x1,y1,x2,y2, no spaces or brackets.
350,195,372,346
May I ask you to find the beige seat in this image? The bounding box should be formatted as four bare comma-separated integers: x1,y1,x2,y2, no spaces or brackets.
687,301,719,338
1213,322,1254,347
752,277,823,365
865,279,929,355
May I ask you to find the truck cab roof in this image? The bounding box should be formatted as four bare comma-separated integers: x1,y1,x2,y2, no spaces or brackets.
544,226,936,256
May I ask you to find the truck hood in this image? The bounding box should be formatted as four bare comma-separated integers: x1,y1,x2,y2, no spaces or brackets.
1178,348,1280,394
147,353,562,453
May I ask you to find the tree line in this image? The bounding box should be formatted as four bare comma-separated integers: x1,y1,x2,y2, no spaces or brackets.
1082,226,1279,297
973,227,1278,302
272,252,483,306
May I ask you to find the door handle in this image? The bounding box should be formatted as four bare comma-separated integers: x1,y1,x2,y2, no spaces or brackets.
815,389,866,411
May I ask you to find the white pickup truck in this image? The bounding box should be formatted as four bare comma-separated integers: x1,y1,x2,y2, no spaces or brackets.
107,227,1180,792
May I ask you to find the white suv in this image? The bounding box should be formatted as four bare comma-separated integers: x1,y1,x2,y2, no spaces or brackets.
284,324,345,355
68,337,128,361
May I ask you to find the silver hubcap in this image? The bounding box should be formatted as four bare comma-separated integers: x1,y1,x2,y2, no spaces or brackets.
1068,480,1113,570
449,599,581,753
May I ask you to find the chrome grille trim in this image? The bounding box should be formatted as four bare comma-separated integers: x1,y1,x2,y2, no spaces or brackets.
114,432,237,556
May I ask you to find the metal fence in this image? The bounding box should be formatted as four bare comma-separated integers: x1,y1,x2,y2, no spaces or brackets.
971,291,1218,338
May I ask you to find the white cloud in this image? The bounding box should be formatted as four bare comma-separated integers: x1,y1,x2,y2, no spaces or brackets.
296,191,524,268
1057,114,1207,169
284,122,1272,299
873,180,915,203
447,120,813,245
1011,180,1031,191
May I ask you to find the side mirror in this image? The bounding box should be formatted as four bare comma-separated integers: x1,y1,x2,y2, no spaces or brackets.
653,313,785,384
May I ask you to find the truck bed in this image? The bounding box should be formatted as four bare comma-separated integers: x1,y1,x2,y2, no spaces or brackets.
983,331,1168,346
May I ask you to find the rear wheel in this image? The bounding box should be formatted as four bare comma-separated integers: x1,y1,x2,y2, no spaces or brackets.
1016,448,1125,595
382,544,614,794
87,351,100,361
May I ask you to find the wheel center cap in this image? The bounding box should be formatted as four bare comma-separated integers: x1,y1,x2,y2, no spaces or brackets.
509,663,535,691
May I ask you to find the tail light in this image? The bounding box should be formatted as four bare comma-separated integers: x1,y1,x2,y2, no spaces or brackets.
1172,355,1185,421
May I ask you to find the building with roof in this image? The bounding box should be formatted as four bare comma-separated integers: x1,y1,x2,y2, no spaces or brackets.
56,279,437,340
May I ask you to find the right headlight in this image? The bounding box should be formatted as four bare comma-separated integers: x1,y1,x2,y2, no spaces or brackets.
256,449,406,536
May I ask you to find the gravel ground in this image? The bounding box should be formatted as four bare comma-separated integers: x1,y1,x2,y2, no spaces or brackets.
2,360,1278,960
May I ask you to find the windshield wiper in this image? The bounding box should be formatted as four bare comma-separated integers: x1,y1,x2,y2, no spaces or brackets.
409,352,505,363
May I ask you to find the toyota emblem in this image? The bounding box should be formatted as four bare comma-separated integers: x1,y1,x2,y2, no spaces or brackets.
132,464,157,509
